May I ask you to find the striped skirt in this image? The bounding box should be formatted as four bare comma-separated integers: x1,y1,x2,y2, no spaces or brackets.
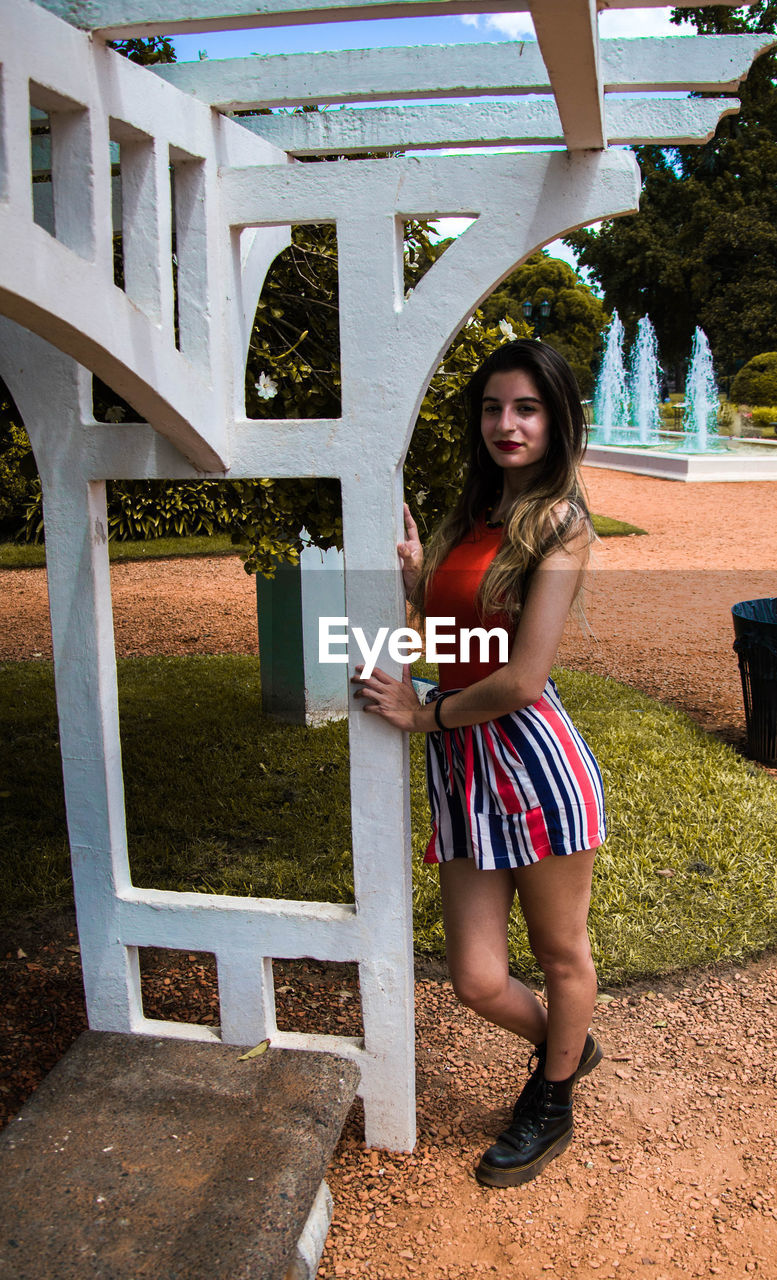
424,678,606,870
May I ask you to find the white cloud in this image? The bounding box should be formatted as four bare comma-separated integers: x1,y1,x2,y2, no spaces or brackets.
597,8,693,39
479,13,536,40
544,238,580,272
468,7,694,42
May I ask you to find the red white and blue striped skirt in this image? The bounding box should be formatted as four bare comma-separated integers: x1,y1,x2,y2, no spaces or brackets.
424,678,606,870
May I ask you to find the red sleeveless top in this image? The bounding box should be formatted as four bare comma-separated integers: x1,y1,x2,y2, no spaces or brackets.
424,519,513,691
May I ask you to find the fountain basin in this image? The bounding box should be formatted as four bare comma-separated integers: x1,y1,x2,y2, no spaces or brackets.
584,433,777,482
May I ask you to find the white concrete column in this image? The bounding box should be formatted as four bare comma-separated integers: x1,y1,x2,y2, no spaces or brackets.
333,204,417,1146
256,540,347,726
0,324,141,1034
341,465,416,1151
40,471,143,1033
217,953,277,1044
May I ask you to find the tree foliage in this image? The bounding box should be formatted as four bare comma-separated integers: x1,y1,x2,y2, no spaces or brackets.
479,252,608,395
235,220,533,571
0,389,37,534
567,4,777,380
106,36,177,65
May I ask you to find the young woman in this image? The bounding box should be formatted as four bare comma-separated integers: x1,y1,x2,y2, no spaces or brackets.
352,340,606,1187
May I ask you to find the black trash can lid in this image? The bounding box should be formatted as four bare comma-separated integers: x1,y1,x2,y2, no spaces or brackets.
731,598,777,628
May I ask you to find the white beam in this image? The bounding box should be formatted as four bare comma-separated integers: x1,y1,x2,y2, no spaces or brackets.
34,0,536,38
607,96,738,146
155,42,550,110
602,34,774,93
222,148,636,227
238,95,738,154
530,0,605,150
246,100,566,152
33,0,751,38
154,35,772,111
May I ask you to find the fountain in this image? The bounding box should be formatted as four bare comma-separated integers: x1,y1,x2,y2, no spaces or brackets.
593,311,629,445
629,316,661,446
683,327,721,452
587,318,777,480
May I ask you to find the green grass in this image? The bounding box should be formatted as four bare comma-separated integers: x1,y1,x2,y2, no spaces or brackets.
591,513,647,538
0,516,642,572
1,657,774,986
0,533,246,571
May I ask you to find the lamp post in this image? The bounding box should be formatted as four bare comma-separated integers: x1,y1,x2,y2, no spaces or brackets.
522,297,552,339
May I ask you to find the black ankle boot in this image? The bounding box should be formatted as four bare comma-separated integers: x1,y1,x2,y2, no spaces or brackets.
478,1074,575,1188
511,1033,602,1122
510,1041,546,1120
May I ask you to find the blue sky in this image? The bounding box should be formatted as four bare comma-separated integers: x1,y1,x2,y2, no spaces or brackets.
171,7,691,61
171,7,694,271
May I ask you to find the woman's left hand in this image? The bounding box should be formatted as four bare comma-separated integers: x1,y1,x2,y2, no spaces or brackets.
351,663,422,731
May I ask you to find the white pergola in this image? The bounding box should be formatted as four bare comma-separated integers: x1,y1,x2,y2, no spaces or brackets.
1,0,769,1150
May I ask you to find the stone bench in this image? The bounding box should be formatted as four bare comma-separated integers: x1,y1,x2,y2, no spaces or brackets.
0,1031,360,1280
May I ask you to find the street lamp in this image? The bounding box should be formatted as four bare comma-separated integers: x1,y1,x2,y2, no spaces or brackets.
522,297,552,338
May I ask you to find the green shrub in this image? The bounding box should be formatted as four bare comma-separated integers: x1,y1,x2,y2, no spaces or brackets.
730,352,777,406
22,477,247,545
748,406,777,435
0,395,37,538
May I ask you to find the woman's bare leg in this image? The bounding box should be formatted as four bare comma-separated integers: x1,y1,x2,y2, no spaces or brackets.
439,858,547,1046
513,850,598,1081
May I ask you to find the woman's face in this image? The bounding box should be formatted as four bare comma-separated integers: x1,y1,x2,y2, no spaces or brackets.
480,367,551,488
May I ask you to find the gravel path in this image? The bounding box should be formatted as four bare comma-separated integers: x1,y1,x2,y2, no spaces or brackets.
1,467,776,1279
321,957,777,1279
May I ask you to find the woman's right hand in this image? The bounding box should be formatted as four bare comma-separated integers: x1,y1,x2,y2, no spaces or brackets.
397,502,423,597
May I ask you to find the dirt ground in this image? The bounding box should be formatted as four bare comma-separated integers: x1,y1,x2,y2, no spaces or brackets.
1,466,776,1279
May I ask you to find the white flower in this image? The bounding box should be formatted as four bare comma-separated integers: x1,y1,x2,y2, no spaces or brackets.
255,373,278,400
499,319,516,341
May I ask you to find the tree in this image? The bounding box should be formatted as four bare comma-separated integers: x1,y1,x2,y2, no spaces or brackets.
479,252,608,396
566,4,777,384
107,36,177,65
0,387,37,537
239,222,531,570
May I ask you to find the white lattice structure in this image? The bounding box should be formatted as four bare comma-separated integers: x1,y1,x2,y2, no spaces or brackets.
1,0,770,1149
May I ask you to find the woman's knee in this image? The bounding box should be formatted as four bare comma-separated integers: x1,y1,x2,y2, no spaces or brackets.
448,960,509,1014
530,933,594,983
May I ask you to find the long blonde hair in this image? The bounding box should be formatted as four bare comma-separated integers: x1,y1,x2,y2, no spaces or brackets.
411,340,592,623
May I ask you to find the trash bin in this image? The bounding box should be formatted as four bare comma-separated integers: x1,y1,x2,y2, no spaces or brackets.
731,598,777,765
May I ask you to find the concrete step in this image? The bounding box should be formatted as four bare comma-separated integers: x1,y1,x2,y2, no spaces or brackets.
0,1031,359,1280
